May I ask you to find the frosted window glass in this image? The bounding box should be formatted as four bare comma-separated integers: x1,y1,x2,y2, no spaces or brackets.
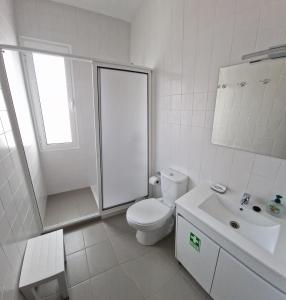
33,53,72,144
99,68,148,209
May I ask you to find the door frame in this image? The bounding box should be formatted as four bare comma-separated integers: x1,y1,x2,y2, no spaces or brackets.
92,62,152,216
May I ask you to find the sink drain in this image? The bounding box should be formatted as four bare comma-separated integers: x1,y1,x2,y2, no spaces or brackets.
230,221,240,229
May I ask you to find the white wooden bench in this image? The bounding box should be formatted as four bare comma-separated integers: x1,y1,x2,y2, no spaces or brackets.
19,229,69,300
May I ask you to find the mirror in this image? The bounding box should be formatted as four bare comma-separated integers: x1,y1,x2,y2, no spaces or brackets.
212,58,286,159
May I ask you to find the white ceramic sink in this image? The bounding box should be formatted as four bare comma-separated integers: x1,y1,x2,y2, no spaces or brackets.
176,186,286,293
199,194,280,253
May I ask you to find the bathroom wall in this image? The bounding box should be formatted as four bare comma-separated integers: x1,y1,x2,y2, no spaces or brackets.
14,0,131,196
0,0,42,299
131,0,286,202
14,0,130,62
3,49,48,222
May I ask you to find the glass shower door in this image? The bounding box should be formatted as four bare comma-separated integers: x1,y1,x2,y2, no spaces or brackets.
98,67,149,210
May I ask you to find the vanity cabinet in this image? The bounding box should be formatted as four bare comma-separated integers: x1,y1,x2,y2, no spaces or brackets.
211,249,286,300
176,215,220,293
176,213,286,299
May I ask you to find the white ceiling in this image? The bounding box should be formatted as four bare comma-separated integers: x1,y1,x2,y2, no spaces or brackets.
48,0,144,22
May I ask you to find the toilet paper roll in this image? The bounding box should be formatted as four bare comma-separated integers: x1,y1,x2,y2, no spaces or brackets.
149,176,160,185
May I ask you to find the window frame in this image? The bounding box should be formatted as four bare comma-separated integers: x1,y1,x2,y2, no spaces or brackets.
21,37,79,151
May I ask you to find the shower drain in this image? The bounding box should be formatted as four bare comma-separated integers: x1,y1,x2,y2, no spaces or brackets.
229,220,240,229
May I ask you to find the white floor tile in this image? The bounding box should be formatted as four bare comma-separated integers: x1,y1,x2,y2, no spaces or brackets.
102,213,134,238
122,250,179,298
82,222,108,247
90,266,145,300
86,240,118,276
64,229,85,255
44,187,98,228
66,250,90,287
109,230,152,263
148,271,209,300
42,294,61,300
61,214,212,300
69,280,93,300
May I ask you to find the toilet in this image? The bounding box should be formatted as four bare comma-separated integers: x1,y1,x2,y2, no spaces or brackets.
126,168,188,245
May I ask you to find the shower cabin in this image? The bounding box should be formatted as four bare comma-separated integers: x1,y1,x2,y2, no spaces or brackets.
0,40,151,232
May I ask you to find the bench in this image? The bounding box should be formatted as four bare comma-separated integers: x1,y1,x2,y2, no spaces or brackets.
19,229,69,300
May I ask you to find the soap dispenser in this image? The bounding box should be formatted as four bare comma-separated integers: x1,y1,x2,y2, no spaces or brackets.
267,195,284,217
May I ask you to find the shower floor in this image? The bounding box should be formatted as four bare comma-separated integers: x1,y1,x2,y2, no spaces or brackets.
44,187,99,230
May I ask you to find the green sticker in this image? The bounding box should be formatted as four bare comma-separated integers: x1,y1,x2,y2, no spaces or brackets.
189,232,201,252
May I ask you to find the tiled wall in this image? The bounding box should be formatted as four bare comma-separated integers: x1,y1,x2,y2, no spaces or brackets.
3,49,47,222
13,0,131,195
130,0,286,202
0,0,42,299
14,0,130,62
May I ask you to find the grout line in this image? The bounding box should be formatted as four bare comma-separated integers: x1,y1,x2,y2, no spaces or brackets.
120,258,147,299
228,0,238,64
246,154,257,192
179,0,185,98
253,1,263,50
65,216,179,299
84,247,91,282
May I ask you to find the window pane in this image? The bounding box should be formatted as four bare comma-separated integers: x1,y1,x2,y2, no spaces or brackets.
33,53,72,144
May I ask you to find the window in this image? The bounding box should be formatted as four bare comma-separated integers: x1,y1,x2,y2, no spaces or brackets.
33,53,72,144
22,38,78,150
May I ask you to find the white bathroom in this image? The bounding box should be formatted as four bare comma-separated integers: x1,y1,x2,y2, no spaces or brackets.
0,0,286,299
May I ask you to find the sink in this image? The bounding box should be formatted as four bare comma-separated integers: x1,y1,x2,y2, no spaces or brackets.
199,194,280,253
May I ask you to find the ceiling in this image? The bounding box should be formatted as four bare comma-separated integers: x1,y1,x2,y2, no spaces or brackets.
47,0,144,22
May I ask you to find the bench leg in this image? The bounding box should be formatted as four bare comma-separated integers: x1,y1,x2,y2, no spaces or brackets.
21,287,41,300
58,272,69,299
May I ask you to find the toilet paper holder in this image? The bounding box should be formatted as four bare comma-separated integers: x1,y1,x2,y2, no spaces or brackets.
149,172,161,185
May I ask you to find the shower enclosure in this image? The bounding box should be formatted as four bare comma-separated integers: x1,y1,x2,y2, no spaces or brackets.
97,67,149,210
0,43,151,231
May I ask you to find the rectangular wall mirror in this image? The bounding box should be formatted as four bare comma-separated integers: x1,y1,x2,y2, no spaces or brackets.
212,58,286,159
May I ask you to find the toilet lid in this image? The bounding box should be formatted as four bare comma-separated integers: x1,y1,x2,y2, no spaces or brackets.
127,198,172,226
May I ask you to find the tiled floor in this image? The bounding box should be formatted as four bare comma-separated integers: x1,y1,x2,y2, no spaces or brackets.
38,214,211,300
44,187,99,228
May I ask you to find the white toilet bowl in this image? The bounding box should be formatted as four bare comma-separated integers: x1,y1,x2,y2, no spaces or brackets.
126,168,188,245
126,198,174,245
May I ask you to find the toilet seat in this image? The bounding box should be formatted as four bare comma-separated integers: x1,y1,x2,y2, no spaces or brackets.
127,198,173,230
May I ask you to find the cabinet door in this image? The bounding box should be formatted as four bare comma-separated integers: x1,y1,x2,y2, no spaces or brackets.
211,249,286,300
176,215,219,293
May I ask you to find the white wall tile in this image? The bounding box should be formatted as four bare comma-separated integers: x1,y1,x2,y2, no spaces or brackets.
181,94,194,111
14,0,130,63
0,182,13,210
247,174,274,203
274,161,286,196
0,135,9,160
252,155,282,180
167,111,181,125
0,1,42,299
230,8,260,64
204,110,214,129
181,111,192,126
14,0,131,195
192,111,205,127
193,93,207,110
130,0,286,202
3,49,48,220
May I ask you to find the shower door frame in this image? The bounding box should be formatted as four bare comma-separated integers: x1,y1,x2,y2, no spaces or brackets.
0,50,44,230
92,62,152,216
0,43,152,223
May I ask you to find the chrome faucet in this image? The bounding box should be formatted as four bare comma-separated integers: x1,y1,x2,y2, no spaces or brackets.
241,192,251,206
